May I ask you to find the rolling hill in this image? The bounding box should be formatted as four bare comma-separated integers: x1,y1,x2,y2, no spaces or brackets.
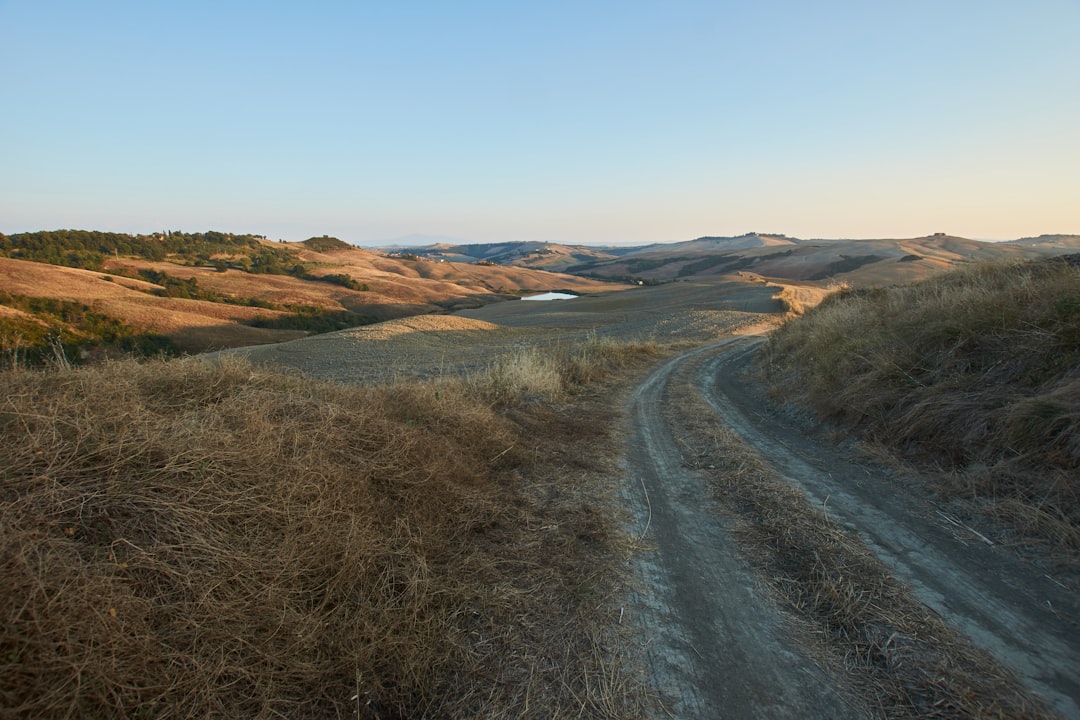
404,232,1080,286
5,228,1079,363
0,231,626,359
396,241,636,273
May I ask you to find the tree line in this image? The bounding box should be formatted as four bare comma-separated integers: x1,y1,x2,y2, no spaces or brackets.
0,230,376,363
0,230,276,270
1,231,370,290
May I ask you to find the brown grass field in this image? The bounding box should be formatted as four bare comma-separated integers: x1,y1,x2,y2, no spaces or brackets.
0,242,626,354
225,277,785,384
0,340,670,719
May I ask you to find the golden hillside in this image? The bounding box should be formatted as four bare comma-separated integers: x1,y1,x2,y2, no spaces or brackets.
0,233,626,357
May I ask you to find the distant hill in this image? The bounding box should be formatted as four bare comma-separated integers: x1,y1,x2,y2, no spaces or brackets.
1004,234,1080,248
626,233,799,255
7,228,1077,364
539,233,1080,286
395,232,1080,286
0,230,626,361
397,241,637,273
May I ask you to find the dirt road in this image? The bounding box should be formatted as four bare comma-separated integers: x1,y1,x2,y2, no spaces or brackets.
622,337,861,719
623,336,1080,718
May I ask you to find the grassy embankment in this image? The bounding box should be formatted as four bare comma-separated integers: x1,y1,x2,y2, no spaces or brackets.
764,256,1080,551
662,257,1078,717
1,339,660,719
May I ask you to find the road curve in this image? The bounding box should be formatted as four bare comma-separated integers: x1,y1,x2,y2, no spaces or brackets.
697,338,1080,719
622,337,860,719
624,336,1080,719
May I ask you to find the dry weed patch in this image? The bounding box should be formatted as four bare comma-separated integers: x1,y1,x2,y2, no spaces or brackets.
1,347,656,718
474,337,663,404
767,280,834,317
763,257,1080,551
669,383,1054,719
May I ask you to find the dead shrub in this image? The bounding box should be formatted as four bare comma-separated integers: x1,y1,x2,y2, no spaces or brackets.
557,336,662,388
471,338,662,405
475,347,565,402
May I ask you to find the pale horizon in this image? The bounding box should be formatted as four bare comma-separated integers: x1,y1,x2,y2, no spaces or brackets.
3,1,1077,246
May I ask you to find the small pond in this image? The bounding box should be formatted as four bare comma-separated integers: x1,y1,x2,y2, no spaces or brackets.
521,292,580,301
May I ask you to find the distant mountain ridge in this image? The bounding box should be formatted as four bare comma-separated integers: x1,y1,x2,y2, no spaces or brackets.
395,241,637,270
1005,234,1080,247
399,232,1080,285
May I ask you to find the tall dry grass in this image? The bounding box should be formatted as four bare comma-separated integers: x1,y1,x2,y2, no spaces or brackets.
768,280,835,317
763,257,1080,549
1,341,660,718
475,336,661,403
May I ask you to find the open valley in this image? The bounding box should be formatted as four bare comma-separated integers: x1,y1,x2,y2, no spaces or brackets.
3,233,1079,717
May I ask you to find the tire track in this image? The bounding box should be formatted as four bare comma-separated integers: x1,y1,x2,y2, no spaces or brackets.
686,338,1080,718
623,337,860,719
630,338,1080,720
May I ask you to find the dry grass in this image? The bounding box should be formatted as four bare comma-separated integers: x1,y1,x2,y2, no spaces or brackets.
669,384,1055,719
1,342,660,719
762,257,1080,551
474,336,663,404
340,315,503,340
767,280,835,316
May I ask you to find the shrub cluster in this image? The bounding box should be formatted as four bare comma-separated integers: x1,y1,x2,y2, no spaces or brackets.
0,292,178,366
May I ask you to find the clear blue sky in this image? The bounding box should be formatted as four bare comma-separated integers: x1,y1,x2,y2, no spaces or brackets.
2,1,1077,245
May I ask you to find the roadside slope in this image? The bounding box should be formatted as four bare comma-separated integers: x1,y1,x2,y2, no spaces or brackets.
652,337,1076,717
